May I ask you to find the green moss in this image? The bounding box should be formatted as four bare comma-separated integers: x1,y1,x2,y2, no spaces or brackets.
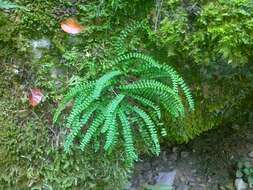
158,0,253,65
0,61,130,189
0,9,132,187
0,116,130,189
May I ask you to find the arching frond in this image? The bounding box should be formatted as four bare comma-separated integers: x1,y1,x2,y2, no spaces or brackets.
104,113,117,150
119,79,185,117
129,94,161,119
64,105,98,152
102,94,125,133
113,21,147,55
66,94,93,128
103,94,125,150
130,105,160,155
111,52,179,91
118,109,138,162
175,76,195,111
80,113,105,151
53,82,94,124
92,70,122,99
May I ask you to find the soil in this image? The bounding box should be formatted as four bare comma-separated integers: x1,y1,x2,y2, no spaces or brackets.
129,123,253,190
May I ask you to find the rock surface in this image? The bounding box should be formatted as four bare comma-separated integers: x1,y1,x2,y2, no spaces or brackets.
248,151,253,158
155,170,177,186
235,178,248,190
31,38,51,59
129,125,253,190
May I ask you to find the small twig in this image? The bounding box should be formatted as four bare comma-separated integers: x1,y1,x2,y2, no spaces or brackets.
47,125,56,136
154,0,164,32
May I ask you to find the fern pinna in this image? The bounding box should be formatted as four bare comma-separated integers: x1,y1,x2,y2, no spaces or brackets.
53,21,194,164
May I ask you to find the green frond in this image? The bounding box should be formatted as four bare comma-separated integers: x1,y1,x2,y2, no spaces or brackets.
104,113,117,151
150,64,180,92
176,76,195,111
105,124,119,154
66,94,93,128
92,70,122,99
111,52,179,91
53,82,94,124
109,52,194,113
113,21,147,55
118,109,138,161
64,105,98,153
131,105,160,155
161,128,167,137
132,115,157,154
66,95,85,127
103,94,125,150
80,113,105,151
101,94,125,133
153,64,194,110
129,94,161,119
138,119,152,145
111,52,194,110
119,79,185,117
147,64,194,110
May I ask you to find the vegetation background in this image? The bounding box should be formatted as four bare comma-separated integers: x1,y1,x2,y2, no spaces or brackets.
1,0,253,189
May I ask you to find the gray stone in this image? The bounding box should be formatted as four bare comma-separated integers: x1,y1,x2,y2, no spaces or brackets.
162,151,168,162
32,49,43,59
31,38,51,59
172,147,178,153
142,162,151,170
155,170,177,186
181,151,190,158
235,178,248,190
169,152,178,161
176,184,189,190
31,39,51,49
50,68,64,78
55,80,62,89
248,151,253,158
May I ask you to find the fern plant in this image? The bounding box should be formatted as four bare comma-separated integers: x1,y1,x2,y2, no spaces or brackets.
53,21,194,163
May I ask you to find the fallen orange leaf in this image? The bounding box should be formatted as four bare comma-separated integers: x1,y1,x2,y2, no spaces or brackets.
28,89,43,107
60,18,84,34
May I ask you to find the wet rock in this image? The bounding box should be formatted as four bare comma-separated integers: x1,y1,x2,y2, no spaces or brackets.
179,176,187,183
32,49,43,59
31,39,51,49
231,124,240,130
124,181,132,190
161,151,167,162
248,151,253,158
236,170,243,178
134,162,143,171
50,67,64,78
176,184,189,190
31,38,51,59
155,170,177,186
235,178,248,190
168,152,178,161
142,162,152,171
55,80,62,89
172,147,178,153
152,159,162,168
181,151,189,158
